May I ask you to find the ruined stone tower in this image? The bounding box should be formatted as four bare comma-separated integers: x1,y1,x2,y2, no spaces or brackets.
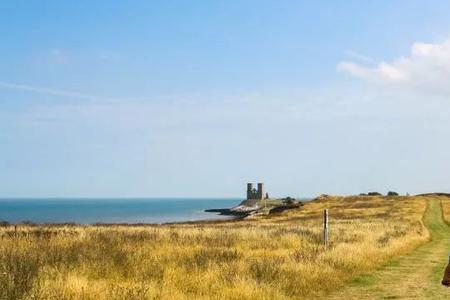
246,182,265,200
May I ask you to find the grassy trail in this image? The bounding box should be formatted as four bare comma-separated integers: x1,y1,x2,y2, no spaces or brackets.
326,197,450,299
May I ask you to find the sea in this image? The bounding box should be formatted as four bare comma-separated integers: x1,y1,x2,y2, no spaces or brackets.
0,198,242,224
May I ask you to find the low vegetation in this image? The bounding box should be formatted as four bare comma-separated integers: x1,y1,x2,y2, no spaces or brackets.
0,195,429,300
441,196,450,224
324,196,450,300
387,191,399,196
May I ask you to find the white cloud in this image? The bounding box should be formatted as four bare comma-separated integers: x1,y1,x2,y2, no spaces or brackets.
338,40,450,94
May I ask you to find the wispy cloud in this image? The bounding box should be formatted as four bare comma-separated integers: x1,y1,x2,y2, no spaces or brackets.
338,40,450,95
0,81,186,104
96,49,121,61
0,81,107,101
344,50,377,64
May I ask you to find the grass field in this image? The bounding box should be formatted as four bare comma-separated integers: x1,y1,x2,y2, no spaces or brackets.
441,196,450,225
324,196,450,299
0,195,430,300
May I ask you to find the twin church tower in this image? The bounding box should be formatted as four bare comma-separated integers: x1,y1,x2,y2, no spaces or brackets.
246,183,269,200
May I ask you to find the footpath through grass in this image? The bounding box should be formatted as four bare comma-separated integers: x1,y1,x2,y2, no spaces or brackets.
326,196,450,299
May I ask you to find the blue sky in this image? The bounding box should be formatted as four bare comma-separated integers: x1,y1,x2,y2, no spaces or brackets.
2,1,450,197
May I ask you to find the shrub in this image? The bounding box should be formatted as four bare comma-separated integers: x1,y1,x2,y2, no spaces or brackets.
283,198,296,205
387,191,399,196
368,192,382,196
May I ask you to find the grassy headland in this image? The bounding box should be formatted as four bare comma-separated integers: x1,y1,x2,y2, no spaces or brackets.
0,195,429,299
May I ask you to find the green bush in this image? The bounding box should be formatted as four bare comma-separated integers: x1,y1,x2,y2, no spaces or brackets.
368,192,382,196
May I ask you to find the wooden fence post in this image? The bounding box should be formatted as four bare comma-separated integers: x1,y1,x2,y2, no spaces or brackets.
323,209,329,246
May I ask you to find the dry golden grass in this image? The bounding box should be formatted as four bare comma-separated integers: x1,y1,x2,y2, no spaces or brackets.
323,196,450,300
441,196,450,224
0,196,428,300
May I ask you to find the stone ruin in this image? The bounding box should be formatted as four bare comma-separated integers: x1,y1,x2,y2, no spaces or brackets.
246,183,268,200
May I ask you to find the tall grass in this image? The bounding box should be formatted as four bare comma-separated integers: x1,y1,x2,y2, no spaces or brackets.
441,197,450,224
0,196,428,299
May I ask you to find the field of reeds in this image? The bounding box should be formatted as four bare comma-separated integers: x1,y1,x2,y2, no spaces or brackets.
0,195,429,300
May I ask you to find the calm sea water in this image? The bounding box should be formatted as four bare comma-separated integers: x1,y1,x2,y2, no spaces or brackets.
0,198,241,224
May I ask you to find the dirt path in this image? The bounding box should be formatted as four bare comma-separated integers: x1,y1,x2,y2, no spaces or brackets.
326,197,450,299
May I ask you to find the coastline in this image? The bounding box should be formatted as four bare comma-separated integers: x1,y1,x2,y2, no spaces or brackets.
0,215,243,227
0,197,241,225
0,198,308,226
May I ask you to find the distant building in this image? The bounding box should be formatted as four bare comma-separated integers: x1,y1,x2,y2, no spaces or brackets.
247,183,265,200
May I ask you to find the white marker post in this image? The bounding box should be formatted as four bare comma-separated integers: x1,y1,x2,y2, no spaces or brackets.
323,209,329,246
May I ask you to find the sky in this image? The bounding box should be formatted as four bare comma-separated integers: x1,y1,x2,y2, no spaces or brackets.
2,0,450,198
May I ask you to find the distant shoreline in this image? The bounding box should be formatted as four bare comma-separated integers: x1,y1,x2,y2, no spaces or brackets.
0,215,242,227
0,198,242,225
5,194,445,226
0,198,313,226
